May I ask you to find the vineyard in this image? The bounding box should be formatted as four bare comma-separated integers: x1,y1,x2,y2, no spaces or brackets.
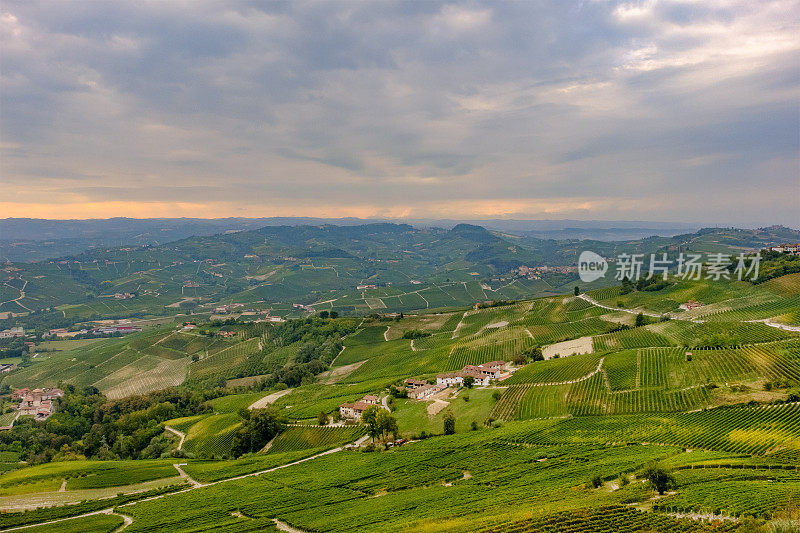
3,272,800,530
504,353,604,385
267,425,364,454
118,437,683,532
497,402,800,457
652,468,800,519
479,505,741,532
182,413,242,458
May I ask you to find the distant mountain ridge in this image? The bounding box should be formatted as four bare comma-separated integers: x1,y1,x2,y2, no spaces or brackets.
0,217,707,262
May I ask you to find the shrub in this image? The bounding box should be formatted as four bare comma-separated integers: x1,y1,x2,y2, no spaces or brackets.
443,410,455,435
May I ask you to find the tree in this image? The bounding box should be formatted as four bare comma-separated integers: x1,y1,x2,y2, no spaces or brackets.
330,311,339,319
522,346,544,362
492,390,502,401
574,286,580,296
641,464,675,495
635,313,646,327
463,375,475,388
361,405,382,443
319,310,329,319
620,276,634,294
317,411,329,426
375,409,398,444
443,410,455,435
362,406,397,444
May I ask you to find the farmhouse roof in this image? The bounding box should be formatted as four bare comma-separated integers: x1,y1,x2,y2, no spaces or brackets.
352,401,372,412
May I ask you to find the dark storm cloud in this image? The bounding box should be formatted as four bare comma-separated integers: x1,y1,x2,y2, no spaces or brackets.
1,0,798,223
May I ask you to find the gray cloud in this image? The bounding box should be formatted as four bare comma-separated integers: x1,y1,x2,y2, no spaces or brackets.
1,0,798,224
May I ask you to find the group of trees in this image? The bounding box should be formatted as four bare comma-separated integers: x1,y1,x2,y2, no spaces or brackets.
0,385,220,464
361,405,398,446
515,346,543,365
231,408,286,457
752,251,800,283
402,329,431,339
189,315,360,389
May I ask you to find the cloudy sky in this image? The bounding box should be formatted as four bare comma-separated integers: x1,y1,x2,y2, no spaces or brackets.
1,1,798,225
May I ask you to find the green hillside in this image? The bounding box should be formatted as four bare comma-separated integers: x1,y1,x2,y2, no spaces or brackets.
0,269,798,531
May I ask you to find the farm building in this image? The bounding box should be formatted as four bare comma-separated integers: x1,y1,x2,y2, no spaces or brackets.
14,388,64,420
339,395,380,420
437,361,506,388
405,378,427,390
0,327,24,338
408,384,444,400
92,325,143,335
437,370,488,387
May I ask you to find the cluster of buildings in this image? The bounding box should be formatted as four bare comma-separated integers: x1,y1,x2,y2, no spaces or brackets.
0,327,24,339
679,300,705,311
401,361,509,401
47,328,88,338
770,244,800,255
92,325,142,335
112,292,135,299
212,303,244,314
509,265,578,281
404,379,445,400
10,387,64,421
356,284,378,290
436,361,506,388
256,315,285,323
339,395,379,420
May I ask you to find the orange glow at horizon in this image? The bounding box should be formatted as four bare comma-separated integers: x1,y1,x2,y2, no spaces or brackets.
0,198,606,220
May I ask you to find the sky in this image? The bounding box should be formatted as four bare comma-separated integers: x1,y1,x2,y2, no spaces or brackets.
1,0,798,226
